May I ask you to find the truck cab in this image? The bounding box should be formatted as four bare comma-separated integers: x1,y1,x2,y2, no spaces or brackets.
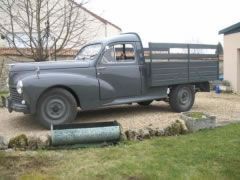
3,33,219,128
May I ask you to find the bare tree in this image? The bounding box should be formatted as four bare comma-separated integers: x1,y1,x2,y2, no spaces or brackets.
0,0,96,61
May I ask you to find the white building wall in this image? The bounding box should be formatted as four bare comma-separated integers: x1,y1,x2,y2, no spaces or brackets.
223,32,240,92
0,0,121,48
106,23,122,37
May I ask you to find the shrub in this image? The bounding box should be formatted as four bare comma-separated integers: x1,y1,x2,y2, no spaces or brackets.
222,80,231,87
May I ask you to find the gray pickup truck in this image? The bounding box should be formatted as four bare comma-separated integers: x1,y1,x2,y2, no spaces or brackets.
2,33,219,128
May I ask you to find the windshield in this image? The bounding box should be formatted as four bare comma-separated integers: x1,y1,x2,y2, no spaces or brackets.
75,43,102,60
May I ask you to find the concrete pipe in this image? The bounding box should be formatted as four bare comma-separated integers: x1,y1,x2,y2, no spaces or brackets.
51,121,121,146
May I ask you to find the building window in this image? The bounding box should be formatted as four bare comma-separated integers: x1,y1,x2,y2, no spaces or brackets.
6,32,37,48
0,34,5,40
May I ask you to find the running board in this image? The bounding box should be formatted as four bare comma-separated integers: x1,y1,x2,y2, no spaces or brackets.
103,95,166,106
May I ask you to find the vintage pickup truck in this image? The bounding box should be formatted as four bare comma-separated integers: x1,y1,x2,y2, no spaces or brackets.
2,33,219,128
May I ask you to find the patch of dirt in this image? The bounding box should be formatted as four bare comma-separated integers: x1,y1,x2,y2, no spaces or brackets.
0,153,56,177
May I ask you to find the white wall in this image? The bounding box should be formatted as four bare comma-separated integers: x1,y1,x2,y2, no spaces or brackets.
238,49,240,91
223,32,240,92
0,0,121,48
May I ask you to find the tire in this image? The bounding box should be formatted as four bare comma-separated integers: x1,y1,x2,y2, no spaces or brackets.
36,88,77,129
169,85,195,112
138,100,153,106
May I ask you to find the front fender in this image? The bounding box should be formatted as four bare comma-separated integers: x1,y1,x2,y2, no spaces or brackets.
21,72,99,114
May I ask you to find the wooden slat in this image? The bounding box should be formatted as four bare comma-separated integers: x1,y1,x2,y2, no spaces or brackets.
149,43,188,49
151,53,188,59
149,43,218,50
189,54,218,59
189,44,218,49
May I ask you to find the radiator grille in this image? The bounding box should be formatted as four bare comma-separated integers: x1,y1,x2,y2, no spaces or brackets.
10,87,22,104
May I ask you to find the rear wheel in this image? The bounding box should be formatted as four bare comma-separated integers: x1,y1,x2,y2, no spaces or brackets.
169,85,195,112
36,88,77,129
138,100,153,106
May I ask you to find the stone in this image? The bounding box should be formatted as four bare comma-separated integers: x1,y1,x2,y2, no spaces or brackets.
8,134,28,150
181,112,216,132
0,100,3,108
137,129,151,140
146,127,157,137
125,129,138,141
120,131,128,141
155,128,165,136
178,119,189,132
164,120,187,136
27,136,39,150
37,135,51,149
118,124,127,141
0,136,8,150
4,148,14,152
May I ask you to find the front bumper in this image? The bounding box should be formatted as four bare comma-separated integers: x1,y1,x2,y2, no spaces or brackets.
1,96,29,113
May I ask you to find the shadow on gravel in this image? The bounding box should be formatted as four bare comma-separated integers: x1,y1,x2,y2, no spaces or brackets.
8,114,45,131
76,103,173,123
1,102,173,132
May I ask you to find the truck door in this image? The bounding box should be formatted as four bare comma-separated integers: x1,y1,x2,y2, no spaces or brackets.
97,42,141,100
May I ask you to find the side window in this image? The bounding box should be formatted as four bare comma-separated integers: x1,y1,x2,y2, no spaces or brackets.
101,46,116,64
101,43,135,64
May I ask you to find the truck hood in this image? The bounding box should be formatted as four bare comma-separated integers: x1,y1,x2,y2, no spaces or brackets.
9,60,90,72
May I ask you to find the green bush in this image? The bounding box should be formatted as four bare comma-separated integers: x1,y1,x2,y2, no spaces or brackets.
222,80,231,86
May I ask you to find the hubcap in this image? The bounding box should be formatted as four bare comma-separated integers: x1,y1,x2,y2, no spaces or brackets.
178,89,190,105
45,99,66,120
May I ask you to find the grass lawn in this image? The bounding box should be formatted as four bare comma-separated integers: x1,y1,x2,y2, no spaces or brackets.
0,124,240,179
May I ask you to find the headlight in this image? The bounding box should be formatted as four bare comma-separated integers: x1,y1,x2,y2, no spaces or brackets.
16,80,23,94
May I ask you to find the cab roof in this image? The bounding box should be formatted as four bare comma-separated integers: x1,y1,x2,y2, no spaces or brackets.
92,33,141,45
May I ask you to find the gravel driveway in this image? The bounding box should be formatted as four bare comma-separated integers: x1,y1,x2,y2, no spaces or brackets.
0,92,240,139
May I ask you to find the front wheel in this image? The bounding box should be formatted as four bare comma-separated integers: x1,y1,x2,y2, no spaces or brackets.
169,85,195,112
36,88,77,129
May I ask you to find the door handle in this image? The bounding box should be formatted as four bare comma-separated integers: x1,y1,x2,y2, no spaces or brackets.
97,67,106,70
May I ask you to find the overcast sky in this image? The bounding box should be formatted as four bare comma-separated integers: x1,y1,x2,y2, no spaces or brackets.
83,0,240,46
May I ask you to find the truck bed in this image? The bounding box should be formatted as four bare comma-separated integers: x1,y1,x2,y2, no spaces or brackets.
144,43,219,86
